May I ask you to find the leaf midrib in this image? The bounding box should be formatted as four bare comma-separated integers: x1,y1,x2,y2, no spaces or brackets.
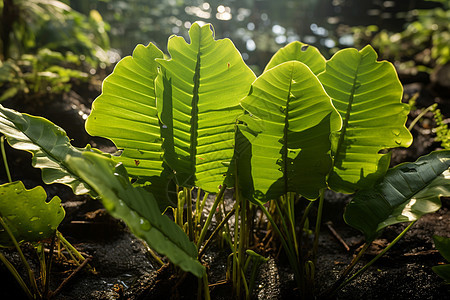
282,63,295,194
333,54,363,163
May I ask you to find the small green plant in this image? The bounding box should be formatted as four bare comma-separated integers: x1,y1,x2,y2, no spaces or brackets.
432,235,450,284
0,22,448,299
0,0,111,103
352,0,450,72
0,136,93,299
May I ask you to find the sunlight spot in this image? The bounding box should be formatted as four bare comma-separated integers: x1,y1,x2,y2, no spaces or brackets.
246,39,256,51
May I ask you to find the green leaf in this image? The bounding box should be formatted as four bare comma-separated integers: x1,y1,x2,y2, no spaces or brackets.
318,45,413,193
86,43,165,178
434,235,450,262
344,150,450,241
155,23,256,192
240,61,341,201
0,104,94,194
432,264,450,284
66,151,205,278
264,41,326,75
433,235,450,283
0,181,64,247
432,235,450,284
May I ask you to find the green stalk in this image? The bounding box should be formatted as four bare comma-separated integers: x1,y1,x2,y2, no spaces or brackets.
198,204,236,258
44,233,56,298
334,221,416,294
37,243,46,291
199,192,209,222
176,187,185,228
57,231,94,272
287,192,298,257
185,187,194,241
408,103,437,131
194,188,202,241
236,192,248,299
196,185,226,251
256,202,302,289
274,198,293,247
0,252,34,299
238,257,250,299
0,215,40,298
1,136,12,182
322,242,370,297
312,189,325,265
233,187,241,296
203,272,211,300
298,200,314,234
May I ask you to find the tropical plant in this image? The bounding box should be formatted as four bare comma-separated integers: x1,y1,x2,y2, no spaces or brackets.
0,22,448,299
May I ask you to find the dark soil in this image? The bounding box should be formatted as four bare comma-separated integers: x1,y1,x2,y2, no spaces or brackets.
1,67,450,299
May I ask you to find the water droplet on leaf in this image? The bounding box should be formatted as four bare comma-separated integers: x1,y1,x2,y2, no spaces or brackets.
140,219,151,231
103,201,116,212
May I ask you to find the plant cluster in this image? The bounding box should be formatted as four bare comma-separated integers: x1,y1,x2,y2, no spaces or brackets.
0,22,449,299
352,0,449,73
0,0,113,102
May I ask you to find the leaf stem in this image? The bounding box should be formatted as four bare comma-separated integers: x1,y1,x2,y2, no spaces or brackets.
256,201,302,289
198,204,236,259
322,242,371,297
185,187,194,241
0,215,40,298
408,104,437,131
1,136,12,182
336,221,416,293
312,189,325,265
196,185,226,251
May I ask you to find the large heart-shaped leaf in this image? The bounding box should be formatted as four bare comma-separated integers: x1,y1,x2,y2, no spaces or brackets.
155,23,256,192
264,41,326,75
0,181,64,247
86,43,165,178
67,151,205,278
0,104,95,194
239,61,341,201
318,45,413,193
344,150,450,241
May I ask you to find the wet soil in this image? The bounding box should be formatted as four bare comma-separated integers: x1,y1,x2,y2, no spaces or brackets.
1,69,450,299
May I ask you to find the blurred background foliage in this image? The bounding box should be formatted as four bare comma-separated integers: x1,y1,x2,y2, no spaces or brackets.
0,0,448,102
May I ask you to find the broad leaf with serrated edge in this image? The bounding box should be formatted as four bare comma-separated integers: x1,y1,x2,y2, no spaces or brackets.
318,45,413,193
86,43,165,178
67,151,205,278
0,181,64,247
239,61,341,201
344,150,450,241
155,23,256,192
